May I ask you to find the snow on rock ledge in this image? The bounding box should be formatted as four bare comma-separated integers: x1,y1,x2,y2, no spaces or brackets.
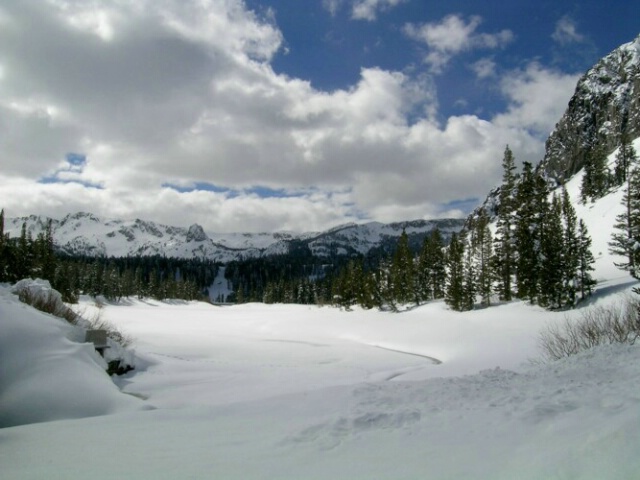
10,278,65,309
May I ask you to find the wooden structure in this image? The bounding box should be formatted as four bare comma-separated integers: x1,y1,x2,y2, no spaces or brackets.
85,329,110,357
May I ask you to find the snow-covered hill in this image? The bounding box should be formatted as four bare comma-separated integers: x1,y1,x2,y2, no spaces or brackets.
4,213,464,262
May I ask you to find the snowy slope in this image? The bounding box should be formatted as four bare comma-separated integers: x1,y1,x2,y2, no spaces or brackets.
569,138,640,284
2,138,640,478
0,286,143,428
5,213,464,262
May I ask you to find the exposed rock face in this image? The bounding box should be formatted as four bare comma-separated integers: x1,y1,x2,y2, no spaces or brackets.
186,224,208,243
541,34,640,183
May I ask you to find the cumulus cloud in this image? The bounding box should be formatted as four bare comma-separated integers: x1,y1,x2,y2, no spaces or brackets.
0,1,567,233
404,14,513,73
552,15,585,45
493,62,580,137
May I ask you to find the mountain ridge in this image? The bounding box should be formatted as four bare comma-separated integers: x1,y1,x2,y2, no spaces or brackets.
5,212,465,263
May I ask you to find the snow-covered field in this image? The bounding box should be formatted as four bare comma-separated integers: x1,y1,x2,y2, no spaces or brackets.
2,282,640,479
2,155,640,478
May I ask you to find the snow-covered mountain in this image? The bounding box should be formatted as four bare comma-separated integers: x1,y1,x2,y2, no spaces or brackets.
541,33,640,183
471,33,640,223
5,212,464,262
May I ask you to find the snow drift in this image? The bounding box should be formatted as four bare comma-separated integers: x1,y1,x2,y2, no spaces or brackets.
0,285,142,428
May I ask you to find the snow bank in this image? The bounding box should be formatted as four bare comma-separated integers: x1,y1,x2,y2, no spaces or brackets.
0,285,143,428
10,278,66,308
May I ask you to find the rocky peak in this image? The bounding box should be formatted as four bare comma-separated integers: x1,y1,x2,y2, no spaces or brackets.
541,34,640,183
186,224,208,243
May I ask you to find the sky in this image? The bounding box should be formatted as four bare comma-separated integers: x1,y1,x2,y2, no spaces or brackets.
0,0,637,233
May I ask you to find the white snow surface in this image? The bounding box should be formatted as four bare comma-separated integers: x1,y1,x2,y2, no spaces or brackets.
2,144,640,478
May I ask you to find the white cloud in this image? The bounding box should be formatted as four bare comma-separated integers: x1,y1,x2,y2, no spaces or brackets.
321,0,405,21
471,57,497,79
0,1,570,233
404,14,513,73
552,15,585,45
351,0,406,21
493,63,580,137
322,0,344,17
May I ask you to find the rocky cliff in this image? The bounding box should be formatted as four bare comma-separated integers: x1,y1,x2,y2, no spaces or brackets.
541,34,640,183
469,33,640,225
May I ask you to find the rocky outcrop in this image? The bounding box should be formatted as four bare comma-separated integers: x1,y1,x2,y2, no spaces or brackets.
541,34,640,183
186,224,208,243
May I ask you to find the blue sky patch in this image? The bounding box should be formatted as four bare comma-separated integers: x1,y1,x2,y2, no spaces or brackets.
439,198,479,214
162,182,233,194
37,152,102,189
65,153,86,167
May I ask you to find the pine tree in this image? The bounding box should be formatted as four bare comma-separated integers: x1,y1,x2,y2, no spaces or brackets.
580,151,595,203
391,230,416,305
539,195,565,309
53,261,79,303
41,219,57,281
474,210,494,307
580,144,610,202
358,269,377,310
416,236,431,302
377,257,397,311
577,219,597,301
429,229,447,299
121,268,135,298
445,232,465,311
561,187,580,307
609,144,640,278
493,145,517,301
462,232,476,311
337,259,367,309
614,133,635,185
16,222,34,280
417,228,446,301
514,162,540,302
